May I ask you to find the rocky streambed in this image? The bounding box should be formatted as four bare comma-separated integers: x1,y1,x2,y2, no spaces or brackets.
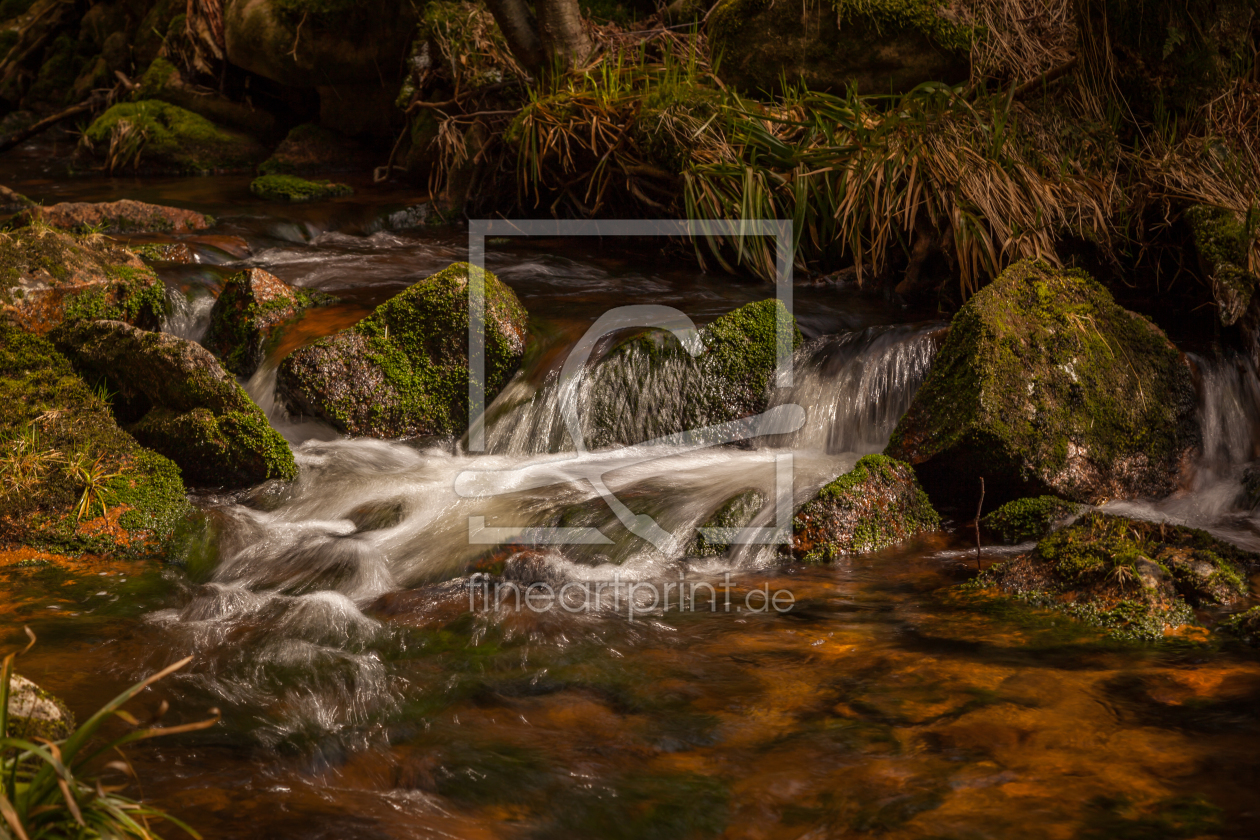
2,182,1260,839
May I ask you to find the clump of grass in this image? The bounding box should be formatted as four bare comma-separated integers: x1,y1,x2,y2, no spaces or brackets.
65,451,122,524
1,630,218,839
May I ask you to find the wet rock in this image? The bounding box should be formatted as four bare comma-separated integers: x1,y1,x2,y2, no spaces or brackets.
885,260,1199,507
708,0,973,95
259,123,375,174
0,228,165,335
0,322,189,555
0,184,33,214
132,242,198,265
687,489,767,557
1185,205,1256,327
975,512,1257,641
6,673,74,742
1220,605,1260,642
138,57,280,139
53,320,296,487
79,100,268,174
277,262,527,439
204,268,331,377
22,199,211,234
249,174,353,202
791,454,940,561
1242,465,1260,509
981,496,1082,544
583,298,802,448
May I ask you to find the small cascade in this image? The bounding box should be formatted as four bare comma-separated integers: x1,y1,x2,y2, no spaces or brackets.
161,287,216,343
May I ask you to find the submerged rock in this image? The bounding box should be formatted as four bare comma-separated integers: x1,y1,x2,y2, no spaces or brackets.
0,228,165,335
687,489,768,557
1185,204,1257,327
22,199,211,234
886,260,1199,507
981,496,1082,544
0,323,188,555
708,0,973,95
791,454,940,561
80,100,268,174
976,512,1257,641
277,262,528,438
249,174,353,202
204,268,331,377
54,320,296,487
6,673,75,742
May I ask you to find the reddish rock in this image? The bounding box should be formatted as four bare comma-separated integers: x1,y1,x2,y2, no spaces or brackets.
204,268,328,377
26,199,210,233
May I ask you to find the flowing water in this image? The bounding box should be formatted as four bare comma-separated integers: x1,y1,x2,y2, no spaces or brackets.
6,175,1260,839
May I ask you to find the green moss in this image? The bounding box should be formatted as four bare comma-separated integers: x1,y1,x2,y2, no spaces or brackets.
137,56,179,97
24,33,82,107
82,101,265,173
1185,204,1256,324
982,496,1081,543
687,489,767,557
249,174,354,202
833,0,975,53
0,323,189,554
886,260,1198,503
1219,605,1260,641
131,407,296,486
61,266,166,326
793,454,940,561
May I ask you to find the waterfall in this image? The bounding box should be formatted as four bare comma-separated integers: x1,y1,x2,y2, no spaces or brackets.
161,287,216,343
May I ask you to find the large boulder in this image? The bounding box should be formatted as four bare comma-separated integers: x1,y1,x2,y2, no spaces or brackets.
976,512,1257,641
223,0,419,89
0,228,165,335
204,268,331,377
885,261,1200,507
277,262,528,438
137,57,280,140
0,322,188,555
79,101,268,174
22,199,211,234
707,0,973,95
53,320,296,488
791,454,940,562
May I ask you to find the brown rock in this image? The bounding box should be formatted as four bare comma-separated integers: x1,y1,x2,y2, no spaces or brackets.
26,199,210,233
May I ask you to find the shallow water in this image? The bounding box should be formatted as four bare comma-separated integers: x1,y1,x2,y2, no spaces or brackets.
6,177,1260,839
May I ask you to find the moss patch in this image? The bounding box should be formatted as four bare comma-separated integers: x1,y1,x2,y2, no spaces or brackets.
277,262,528,439
973,512,1257,641
249,174,354,202
1185,204,1256,326
885,260,1199,506
0,323,189,555
81,100,267,174
981,496,1082,543
792,454,940,561
204,268,333,377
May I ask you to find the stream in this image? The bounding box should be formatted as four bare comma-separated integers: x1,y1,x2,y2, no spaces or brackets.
6,174,1260,839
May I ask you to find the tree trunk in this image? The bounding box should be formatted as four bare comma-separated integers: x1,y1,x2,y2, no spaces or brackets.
484,0,547,73
536,0,591,69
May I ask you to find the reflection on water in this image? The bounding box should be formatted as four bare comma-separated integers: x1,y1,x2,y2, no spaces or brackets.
5,179,1260,839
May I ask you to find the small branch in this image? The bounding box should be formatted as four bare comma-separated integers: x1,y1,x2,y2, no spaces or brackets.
974,476,985,570
0,89,112,154
1012,56,1079,101
407,80,519,112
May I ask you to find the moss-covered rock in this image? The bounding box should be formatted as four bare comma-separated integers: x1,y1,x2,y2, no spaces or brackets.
80,100,268,174
53,320,296,488
277,262,528,439
583,299,802,448
204,268,332,377
791,454,940,561
137,57,280,139
0,184,33,214
6,673,74,742
981,496,1082,544
708,0,973,95
687,489,767,557
885,260,1199,507
1185,204,1256,327
0,227,165,335
249,174,353,202
259,123,374,174
0,322,189,555
1219,605,1260,642
22,199,211,234
976,512,1256,640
